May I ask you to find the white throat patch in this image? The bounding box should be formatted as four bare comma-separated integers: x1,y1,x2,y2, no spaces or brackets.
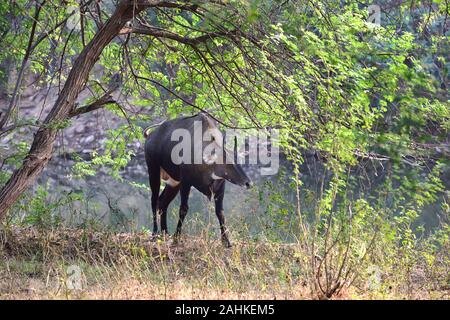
211,172,224,180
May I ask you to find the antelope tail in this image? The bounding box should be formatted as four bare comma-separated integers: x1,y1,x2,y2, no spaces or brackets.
143,120,165,138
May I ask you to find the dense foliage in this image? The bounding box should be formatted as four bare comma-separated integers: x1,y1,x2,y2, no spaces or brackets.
0,0,448,298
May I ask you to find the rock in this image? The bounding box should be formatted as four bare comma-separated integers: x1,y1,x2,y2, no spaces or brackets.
81,135,95,144
74,125,84,134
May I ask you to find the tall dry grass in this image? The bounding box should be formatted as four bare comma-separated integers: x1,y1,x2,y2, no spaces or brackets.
0,226,447,300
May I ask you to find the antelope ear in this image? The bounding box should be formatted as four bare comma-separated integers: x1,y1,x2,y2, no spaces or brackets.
203,153,218,165
200,112,217,129
206,116,217,129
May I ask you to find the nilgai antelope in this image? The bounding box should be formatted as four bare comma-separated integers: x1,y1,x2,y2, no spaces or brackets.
144,113,252,247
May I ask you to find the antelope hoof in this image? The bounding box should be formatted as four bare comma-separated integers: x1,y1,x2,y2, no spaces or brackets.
222,237,233,248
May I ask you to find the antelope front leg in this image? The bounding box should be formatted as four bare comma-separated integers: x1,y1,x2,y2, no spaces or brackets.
214,183,232,248
174,184,191,241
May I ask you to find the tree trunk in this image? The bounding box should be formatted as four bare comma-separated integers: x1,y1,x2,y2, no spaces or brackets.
0,0,145,220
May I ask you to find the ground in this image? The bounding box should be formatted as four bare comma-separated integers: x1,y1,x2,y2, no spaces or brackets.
0,226,447,300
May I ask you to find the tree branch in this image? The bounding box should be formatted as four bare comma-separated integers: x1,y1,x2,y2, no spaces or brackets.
120,24,236,46
69,93,116,118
